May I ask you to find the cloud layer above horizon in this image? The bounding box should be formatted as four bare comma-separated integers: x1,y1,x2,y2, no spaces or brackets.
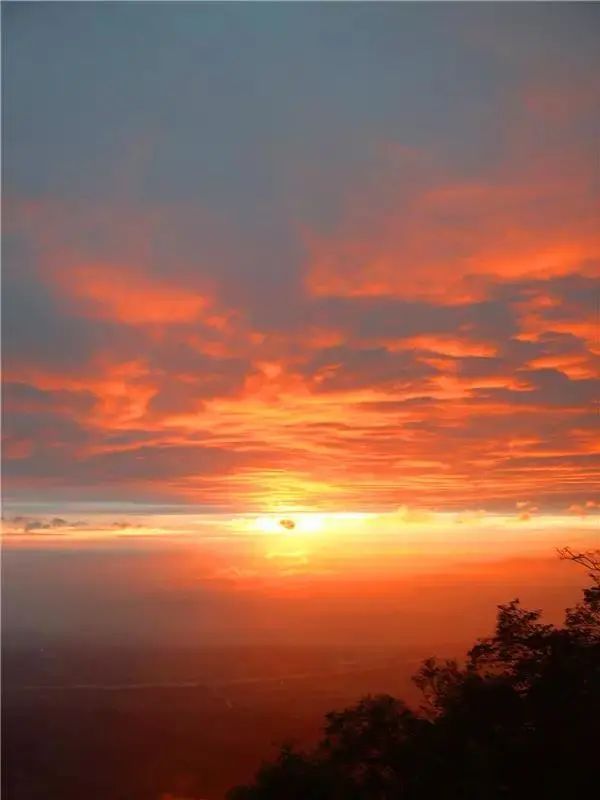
3,3,599,514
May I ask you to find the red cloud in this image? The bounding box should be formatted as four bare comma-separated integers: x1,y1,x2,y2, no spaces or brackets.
304,147,598,304
62,262,208,324
4,103,598,513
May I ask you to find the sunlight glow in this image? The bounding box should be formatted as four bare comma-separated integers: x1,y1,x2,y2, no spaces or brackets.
253,513,326,535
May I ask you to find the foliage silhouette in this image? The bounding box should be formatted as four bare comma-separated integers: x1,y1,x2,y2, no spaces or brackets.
228,550,600,800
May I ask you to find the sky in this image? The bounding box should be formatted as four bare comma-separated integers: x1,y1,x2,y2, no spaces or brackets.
2,2,599,623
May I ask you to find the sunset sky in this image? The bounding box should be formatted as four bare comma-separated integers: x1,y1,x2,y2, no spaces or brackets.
3,1,598,579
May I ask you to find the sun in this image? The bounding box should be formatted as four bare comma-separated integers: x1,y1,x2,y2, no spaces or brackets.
253,513,325,535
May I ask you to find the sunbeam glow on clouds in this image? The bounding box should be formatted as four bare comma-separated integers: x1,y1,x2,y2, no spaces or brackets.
2,3,599,522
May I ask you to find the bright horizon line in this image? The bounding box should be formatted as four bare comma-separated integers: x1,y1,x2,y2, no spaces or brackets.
3,504,599,539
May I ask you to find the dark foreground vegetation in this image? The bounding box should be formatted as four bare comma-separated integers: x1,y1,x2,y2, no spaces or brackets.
228,549,600,800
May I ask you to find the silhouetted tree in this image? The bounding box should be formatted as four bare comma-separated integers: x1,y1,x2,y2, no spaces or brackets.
228,550,600,800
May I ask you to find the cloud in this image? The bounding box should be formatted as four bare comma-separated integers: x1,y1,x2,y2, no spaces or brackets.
2,516,86,535
60,262,209,325
304,161,598,304
2,6,599,514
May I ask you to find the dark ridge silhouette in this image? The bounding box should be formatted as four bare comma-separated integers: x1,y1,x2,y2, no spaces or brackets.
227,549,600,800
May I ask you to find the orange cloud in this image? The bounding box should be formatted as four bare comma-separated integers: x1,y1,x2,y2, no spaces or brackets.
4,119,598,515
60,262,208,324
304,149,598,304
